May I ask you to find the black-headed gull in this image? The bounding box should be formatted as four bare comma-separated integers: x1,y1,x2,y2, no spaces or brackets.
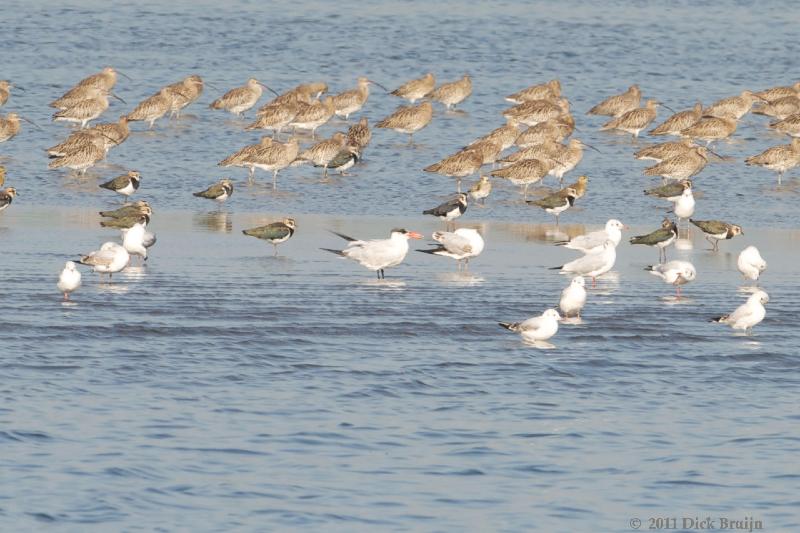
712,290,769,335
78,242,130,278
121,216,149,263
417,228,484,271
57,261,81,300
552,240,616,287
559,276,587,318
737,246,767,283
499,308,561,342
322,228,422,279
555,219,626,253
645,260,696,298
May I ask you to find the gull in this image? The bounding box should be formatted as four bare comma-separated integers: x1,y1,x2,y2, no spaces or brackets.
417,228,484,271
194,178,233,202
0,187,17,212
121,217,149,263
630,218,678,263
737,246,767,284
689,219,743,251
100,170,140,200
242,218,296,256
423,193,468,229
554,219,626,253
499,309,561,343
551,240,617,287
321,228,422,279
712,290,769,335
559,276,587,318
78,242,130,278
57,261,82,301
669,183,695,228
645,260,696,298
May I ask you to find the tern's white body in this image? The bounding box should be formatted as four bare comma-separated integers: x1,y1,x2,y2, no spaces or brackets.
559,276,587,317
737,246,767,281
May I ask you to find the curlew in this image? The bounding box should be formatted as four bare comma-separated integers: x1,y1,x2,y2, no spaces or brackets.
0,80,21,107
587,85,641,117
703,90,763,120
680,116,737,145
768,113,800,138
514,117,572,147
89,115,130,148
502,98,569,126
600,100,661,138
52,88,123,128
294,82,328,100
745,138,800,184
505,79,561,104
293,132,348,177
498,139,563,166
331,77,386,120
210,78,276,117
469,121,520,151
644,146,713,180
390,73,435,103
0,113,22,142
46,129,107,157
75,67,130,91
752,95,800,120
754,81,800,103
650,102,702,136
126,87,175,129
464,139,503,166
165,75,204,118
245,101,298,137
47,140,106,174
490,157,553,199
289,96,335,137
426,74,472,110
424,148,483,192
549,139,599,182
634,139,697,162
346,117,372,150
375,101,433,145
220,136,300,187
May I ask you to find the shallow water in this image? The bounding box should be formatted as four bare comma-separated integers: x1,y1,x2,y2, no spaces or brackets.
2,0,800,531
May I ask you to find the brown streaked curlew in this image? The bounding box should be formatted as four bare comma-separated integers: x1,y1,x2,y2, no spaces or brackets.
768,113,800,138
754,82,800,104
703,90,764,120
752,95,800,120
469,121,520,152
245,101,298,137
505,79,561,104
390,73,435,103
0,113,22,143
600,100,661,138
126,87,175,129
490,157,553,199
346,117,372,150
210,78,276,117
424,148,484,192
75,67,130,91
650,102,702,136
331,77,387,120
643,146,713,181
375,101,433,145
293,132,348,177
744,138,800,185
680,116,737,145
89,115,131,149
47,140,106,174
165,75,204,118
52,88,123,129
0,80,19,107
426,74,472,110
463,139,503,166
514,118,571,147
289,96,335,138
502,98,569,126
498,139,564,166
587,85,641,117
634,139,697,162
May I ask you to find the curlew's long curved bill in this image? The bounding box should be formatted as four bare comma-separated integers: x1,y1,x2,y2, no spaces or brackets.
581,141,601,153
258,82,279,97
13,84,26,92
203,81,221,90
658,101,676,114
116,69,134,81
20,116,43,130
110,92,127,104
368,79,389,92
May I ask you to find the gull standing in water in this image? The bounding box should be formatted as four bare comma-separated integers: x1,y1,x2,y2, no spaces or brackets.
321,228,422,279
57,261,81,301
499,309,561,344
712,290,769,335
551,240,617,287
78,242,130,278
554,219,627,253
645,260,696,298
559,276,587,318
122,216,150,263
417,228,484,271
737,246,767,284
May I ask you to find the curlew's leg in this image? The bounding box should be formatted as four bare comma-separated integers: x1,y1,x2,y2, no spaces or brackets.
592,277,596,289
523,183,529,200
273,170,278,190
273,244,278,257
63,292,69,301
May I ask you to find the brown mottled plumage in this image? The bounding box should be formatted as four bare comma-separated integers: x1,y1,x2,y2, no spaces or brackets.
587,85,641,117
390,73,435,103
426,74,472,110
375,101,433,144
505,80,561,104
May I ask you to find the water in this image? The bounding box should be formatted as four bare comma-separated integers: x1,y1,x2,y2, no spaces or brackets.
2,1,800,531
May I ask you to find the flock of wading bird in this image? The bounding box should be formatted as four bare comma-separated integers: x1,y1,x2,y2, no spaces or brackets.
1,69,793,342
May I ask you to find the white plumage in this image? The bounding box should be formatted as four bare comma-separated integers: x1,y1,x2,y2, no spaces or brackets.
737,246,767,282
556,240,617,285
559,276,587,318
57,261,81,300
646,260,696,297
79,242,130,276
499,308,561,342
421,228,484,269
714,290,769,334
557,219,625,253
